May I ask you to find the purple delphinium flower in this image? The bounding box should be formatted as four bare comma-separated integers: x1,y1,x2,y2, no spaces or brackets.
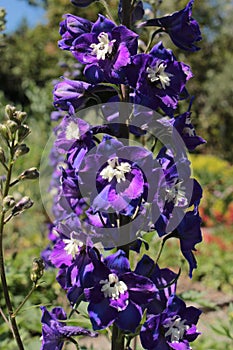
84,249,156,332
140,294,201,350
140,0,202,52
40,306,97,350
175,207,202,278
135,255,178,314
53,77,116,112
71,14,138,84
59,14,92,50
172,111,206,151
153,146,202,237
126,42,192,114
50,215,96,304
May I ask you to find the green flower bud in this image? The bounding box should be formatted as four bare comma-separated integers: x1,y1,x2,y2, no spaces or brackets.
6,120,19,134
12,196,33,216
16,111,27,123
30,258,45,283
17,125,31,142
14,144,30,158
5,105,16,120
0,124,9,139
20,167,39,180
2,195,15,211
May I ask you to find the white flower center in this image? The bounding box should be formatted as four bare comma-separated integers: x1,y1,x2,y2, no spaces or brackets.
99,273,128,300
164,316,189,343
66,121,80,140
63,232,84,259
165,180,188,207
100,157,131,183
147,61,173,89
90,32,116,60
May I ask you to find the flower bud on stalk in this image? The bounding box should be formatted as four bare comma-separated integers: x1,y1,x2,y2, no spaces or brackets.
19,167,39,180
30,258,45,283
5,105,16,120
6,120,19,134
12,196,33,216
2,196,15,212
0,124,10,140
17,125,31,142
14,144,30,158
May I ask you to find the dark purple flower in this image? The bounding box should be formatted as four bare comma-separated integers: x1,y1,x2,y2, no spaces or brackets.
59,14,92,50
126,42,192,114
175,207,203,277
40,306,97,350
71,14,138,84
140,0,202,52
140,295,201,350
172,111,206,151
85,250,156,332
135,255,178,314
152,146,202,237
53,77,116,111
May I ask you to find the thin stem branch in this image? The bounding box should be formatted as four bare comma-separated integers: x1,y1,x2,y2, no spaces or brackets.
12,284,37,318
0,148,25,349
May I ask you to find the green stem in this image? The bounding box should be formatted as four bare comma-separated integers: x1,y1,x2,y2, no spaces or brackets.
12,284,37,318
111,323,125,350
0,150,25,349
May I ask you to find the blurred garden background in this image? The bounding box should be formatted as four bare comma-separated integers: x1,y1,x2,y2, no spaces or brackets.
0,0,233,349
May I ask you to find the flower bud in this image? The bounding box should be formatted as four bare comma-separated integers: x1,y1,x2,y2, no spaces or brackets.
14,144,30,158
17,125,30,142
0,124,9,140
5,105,16,119
16,111,27,123
30,258,45,283
0,147,6,164
6,120,19,134
2,196,15,211
12,196,33,216
19,167,39,180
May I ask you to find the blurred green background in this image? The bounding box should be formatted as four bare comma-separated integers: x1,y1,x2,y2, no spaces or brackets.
0,0,233,349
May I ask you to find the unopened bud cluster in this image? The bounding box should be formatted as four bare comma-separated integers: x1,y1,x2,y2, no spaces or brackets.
0,105,31,161
30,258,45,283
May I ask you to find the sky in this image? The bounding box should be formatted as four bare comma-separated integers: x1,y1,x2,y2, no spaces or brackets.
1,0,47,33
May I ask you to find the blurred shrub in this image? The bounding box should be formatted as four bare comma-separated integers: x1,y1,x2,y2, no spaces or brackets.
191,154,233,227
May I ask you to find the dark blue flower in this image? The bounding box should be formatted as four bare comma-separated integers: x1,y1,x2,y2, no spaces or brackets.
153,146,202,237
40,306,97,350
172,111,206,151
71,14,138,84
59,14,92,50
140,295,201,350
175,207,203,278
140,0,202,51
135,255,178,314
53,77,116,111
84,250,156,332
126,42,192,114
